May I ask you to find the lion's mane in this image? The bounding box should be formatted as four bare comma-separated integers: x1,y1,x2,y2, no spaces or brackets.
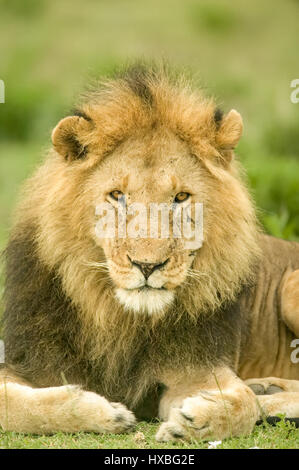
3,65,261,412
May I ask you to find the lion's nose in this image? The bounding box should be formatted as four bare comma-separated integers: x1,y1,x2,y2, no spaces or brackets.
129,257,169,280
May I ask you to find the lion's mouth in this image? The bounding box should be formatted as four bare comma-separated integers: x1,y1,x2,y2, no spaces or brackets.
129,285,167,292
115,286,175,314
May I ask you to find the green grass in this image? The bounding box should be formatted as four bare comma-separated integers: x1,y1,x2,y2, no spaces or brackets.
0,0,299,449
0,420,298,449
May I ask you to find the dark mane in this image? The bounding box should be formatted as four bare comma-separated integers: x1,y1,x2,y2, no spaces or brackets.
120,63,155,105
2,223,250,417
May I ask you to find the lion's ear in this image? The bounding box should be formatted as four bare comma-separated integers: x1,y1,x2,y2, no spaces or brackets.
51,115,92,161
216,109,243,150
214,109,243,166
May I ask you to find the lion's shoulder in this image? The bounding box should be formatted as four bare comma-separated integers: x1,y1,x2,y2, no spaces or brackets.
259,234,299,272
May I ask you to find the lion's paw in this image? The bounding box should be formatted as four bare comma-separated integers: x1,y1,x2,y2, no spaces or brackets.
0,383,136,434
108,401,137,433
156,389,258,442
156,393,219,442
71,390,136,434
245,378,284,396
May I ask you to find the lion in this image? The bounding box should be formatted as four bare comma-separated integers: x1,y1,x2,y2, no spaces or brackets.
1,64,299,442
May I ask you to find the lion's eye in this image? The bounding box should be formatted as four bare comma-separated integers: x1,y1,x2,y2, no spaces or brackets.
109,190,124,201
174,192,190,203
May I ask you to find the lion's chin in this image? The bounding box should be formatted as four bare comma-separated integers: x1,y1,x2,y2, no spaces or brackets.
115,287,175,315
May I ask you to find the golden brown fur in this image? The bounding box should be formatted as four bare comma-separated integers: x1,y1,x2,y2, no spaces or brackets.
1,64,299,440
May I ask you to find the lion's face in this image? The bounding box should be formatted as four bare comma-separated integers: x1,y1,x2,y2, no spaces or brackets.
87,128,206,314
48,70,257,320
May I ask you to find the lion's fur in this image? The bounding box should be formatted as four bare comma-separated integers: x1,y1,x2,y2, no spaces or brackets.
3,65,265,413
3,225,251,410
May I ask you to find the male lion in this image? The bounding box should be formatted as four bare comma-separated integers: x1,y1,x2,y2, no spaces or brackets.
1,65,299,441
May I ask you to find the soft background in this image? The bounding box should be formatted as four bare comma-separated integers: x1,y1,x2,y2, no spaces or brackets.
0,0,299,449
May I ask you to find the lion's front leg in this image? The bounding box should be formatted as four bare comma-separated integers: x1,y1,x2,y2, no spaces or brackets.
0,371,136,434
156,367,259,442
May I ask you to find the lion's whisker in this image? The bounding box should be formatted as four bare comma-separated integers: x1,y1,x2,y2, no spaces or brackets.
187,269,210,279
83,261,109,271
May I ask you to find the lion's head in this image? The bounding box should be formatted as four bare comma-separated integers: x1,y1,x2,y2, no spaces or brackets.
20,65,260,326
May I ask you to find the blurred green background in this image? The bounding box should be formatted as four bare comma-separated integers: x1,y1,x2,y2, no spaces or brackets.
0,0,299,252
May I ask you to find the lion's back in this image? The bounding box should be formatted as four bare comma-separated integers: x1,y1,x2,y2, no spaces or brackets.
238,234,299,380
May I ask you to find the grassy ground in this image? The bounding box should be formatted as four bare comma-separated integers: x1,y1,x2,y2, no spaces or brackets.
0,0,299,449
0,420,298,449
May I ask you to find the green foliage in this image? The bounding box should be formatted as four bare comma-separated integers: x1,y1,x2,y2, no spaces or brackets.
0,0,45,18
189,1,238,33
263,119,299,157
